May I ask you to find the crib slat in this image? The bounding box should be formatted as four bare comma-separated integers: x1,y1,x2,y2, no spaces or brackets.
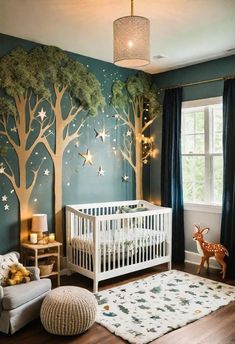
146,215,149,261
103,220,106,272
112,219,116,270
108,219,111,271
122,219,125,267
126,218,130,266
117,219,121,269
155,215,158,258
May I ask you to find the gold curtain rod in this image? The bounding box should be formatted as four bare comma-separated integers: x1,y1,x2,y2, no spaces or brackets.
160,75,235,91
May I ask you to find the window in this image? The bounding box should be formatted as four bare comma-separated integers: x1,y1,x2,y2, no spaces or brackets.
181,97,223,205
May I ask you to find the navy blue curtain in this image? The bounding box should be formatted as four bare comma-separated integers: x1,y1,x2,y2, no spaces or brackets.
161,87,185,263
221,78,235,278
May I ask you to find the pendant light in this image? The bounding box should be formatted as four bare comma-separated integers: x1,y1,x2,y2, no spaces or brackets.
113,0,150,68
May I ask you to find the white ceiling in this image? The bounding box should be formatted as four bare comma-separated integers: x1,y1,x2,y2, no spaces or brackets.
0,0,235,74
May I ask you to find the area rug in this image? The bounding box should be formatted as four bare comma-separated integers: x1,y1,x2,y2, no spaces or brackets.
95,270,235,344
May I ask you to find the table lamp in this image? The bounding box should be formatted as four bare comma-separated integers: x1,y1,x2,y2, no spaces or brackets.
31,214,48,242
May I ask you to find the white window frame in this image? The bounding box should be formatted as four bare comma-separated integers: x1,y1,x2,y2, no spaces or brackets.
182,97,223,212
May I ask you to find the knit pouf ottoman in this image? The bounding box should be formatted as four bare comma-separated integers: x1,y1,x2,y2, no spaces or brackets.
40,286,97,335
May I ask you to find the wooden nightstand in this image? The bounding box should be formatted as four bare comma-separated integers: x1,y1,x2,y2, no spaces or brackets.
21,241,62,286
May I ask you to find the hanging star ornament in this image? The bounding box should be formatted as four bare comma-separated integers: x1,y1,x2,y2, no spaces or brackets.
94,128,110,142
98,166,105,176
37,108,47,121
79,149,93,166
122,175,129,182
126,129,132,137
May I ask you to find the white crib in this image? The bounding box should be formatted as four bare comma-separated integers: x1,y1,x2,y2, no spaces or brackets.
66,200,172,292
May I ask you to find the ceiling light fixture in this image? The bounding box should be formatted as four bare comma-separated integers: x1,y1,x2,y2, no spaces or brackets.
113,0,150,68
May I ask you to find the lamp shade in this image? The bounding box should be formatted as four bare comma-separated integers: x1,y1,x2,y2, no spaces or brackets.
113,15,150,67
31,214,48,233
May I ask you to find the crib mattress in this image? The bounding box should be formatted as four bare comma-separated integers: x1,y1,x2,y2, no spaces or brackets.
71,229,165,255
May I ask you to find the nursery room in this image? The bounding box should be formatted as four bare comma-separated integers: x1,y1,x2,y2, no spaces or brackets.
0,0,235,343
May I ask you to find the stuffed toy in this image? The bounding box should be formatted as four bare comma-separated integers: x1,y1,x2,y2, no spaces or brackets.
6,263,31,286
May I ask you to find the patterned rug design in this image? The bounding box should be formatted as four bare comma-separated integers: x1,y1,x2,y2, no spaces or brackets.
95,270,235,344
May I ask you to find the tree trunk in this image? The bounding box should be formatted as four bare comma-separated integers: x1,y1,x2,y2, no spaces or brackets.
19,196,30,243
135,138,143,199
135,118,143,200
54,154,63,243
53,86,66,244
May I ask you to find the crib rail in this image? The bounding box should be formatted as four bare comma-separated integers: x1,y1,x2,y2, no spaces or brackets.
66,201,172,292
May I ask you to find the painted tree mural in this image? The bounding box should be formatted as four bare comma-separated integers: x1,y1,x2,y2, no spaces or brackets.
0,46,104,242
111,72,161,199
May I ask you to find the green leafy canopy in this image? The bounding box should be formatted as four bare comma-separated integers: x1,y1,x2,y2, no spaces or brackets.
0,45,105,116
111,71,161,118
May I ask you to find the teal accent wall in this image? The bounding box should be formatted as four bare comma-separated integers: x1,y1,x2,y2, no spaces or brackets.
150,54,235,204
0,34,139,254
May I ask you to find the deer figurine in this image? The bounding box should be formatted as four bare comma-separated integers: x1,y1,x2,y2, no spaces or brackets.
193,224,229,279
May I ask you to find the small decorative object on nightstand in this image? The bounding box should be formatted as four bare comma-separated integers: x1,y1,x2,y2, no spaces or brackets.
31,213,48,242
21,241,62,286
48,233,55,243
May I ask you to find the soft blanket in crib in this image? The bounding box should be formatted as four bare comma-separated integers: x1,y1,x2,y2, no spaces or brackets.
71,229,165,255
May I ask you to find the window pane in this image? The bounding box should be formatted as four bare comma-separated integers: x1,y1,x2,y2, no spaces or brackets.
183,112,194,134
195,134,204,153
212,105,223,153
213,107,223,132
182,98,223,205
182,156,205,203
213,133,222,153
213,156,223,203
183,181,194,202
195,112,204,133
194,183,205,202
183,134,194,154
182,156,195,181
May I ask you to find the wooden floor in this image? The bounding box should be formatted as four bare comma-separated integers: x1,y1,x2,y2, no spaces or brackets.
1,263,235,344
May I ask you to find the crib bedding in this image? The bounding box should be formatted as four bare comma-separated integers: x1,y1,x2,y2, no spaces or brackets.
71,228,165,255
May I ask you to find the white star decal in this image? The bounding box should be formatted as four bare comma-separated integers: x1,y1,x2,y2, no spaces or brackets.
10,126,17,133
98,166,105,176
122,175,129,182
2,195,7,202
44,169,50,176
94,128,110,142
126,130,132,137
79,149,93,166
112,114,120,120
4,204,9,210
0,166,5,174
37,108,47,121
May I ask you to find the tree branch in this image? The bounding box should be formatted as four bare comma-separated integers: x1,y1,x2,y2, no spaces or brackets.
27,113,55,156
63,118,87,148
0,117,19,150
120,149,136,172
142,115,157,133
1,159,19,193
27,158,44,195
63,104,83,128
53,84,68,109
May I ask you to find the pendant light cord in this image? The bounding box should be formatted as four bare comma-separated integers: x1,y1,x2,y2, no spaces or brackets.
131,0,134,16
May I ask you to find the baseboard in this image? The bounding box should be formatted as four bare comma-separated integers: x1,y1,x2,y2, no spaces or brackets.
185,250,219,270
